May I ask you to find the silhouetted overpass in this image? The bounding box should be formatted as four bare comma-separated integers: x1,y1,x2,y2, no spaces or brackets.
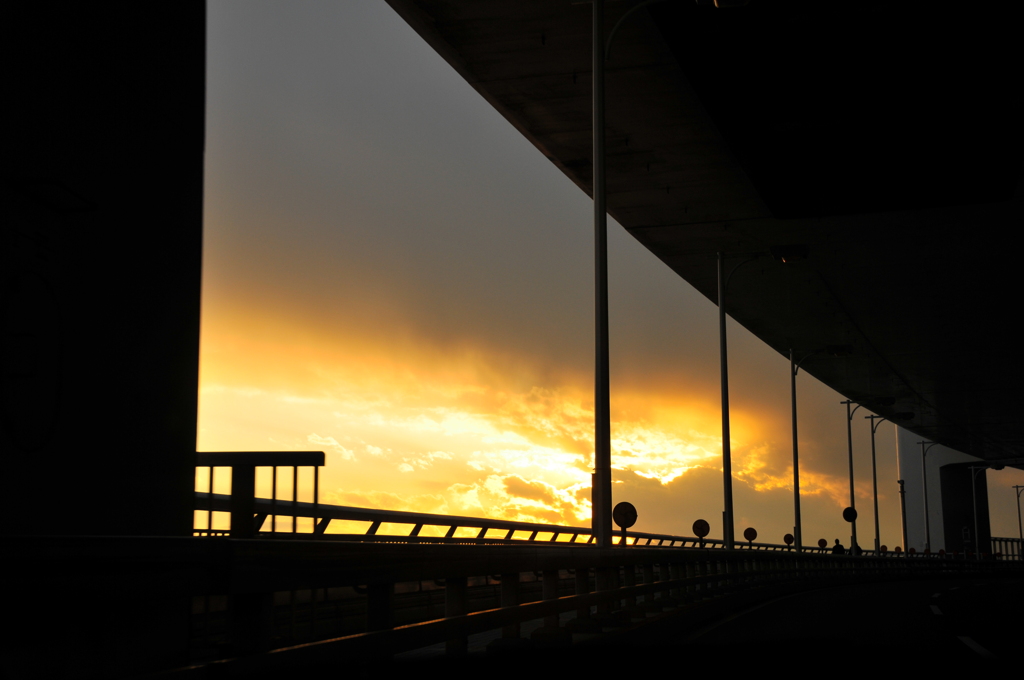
4,2,1022,677
385,0,1023,463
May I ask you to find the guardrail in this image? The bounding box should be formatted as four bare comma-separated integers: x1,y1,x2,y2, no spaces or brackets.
991,536,1022,560
191,489,925,556
194,451,325,538
170,537,1019,674
192,455,1016,560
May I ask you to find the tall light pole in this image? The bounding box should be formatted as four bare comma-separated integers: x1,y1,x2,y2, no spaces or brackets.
790,349,805,553
591,0,745,548
866,414,889,553
1014,485,1023,560
718,253,758,550
789,348,819,553
841,400,864,552
895,426,908,553
591,0,612,548
789,346,850,553
917,441,940,552
968,465,991,557
1011,481,1019,544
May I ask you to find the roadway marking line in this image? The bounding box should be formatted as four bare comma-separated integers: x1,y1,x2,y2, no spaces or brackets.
950,586,960,590
930,605,943,615
958,636,996,659
931,592,941,598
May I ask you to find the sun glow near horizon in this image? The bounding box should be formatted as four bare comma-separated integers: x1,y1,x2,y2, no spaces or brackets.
198,1,911,545
197,312,780,531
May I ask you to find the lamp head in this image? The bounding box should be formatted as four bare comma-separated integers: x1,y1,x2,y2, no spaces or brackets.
769,244,809,263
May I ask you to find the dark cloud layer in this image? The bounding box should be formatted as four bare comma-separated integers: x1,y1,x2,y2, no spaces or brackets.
203,1,910,546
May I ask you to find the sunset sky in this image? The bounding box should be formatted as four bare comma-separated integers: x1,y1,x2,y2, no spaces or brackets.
197,1,1023,546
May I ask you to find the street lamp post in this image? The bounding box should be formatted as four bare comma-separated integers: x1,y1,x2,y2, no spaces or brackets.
790,349,804,552
718,253,758,550
591,0,612,548
968,465,991,558
841,400,865,552
866,414,889,553
1014,485,1023,560
917,441,940,552
898,479,908,554
1011,483,1019,540
591,0,742,547
789,348,822,553
718,253,733,550
789,346,850,553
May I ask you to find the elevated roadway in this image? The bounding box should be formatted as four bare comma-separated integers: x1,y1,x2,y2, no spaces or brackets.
386,0,1024,464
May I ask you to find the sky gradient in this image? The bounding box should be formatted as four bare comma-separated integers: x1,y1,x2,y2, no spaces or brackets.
197,1,1024,546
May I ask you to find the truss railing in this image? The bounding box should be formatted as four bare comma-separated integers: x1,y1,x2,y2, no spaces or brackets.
192,454,1019,560
193,490,965,557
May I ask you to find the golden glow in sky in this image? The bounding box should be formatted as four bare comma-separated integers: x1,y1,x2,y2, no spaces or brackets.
196,1,948,547
197,306,879,540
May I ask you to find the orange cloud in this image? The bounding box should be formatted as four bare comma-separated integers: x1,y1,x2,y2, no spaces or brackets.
198,308,863,538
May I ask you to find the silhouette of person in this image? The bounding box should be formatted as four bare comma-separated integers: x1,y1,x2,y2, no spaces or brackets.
832,538,845,555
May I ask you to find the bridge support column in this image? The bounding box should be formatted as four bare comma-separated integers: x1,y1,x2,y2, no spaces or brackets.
596,567,614,616
683,561,695,601
228,592,273,655
593,566,626,628
641,563,658,611
445,576,468,656
500,573,520,639
659,562,673,605
622,564,635,607
229,464,257,538
367,583,393,631
567,568,599,633
532,570,572,646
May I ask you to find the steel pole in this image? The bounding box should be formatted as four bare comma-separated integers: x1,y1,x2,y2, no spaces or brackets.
868,416,883,552
1015,486,1023,560
718,253,734,549
843,401,858,552
591,0,612,548
971,467,980,558
898,479,908,554
920,442,931,552
1016,486,1023,541
790,349,802,553
872,421,880,557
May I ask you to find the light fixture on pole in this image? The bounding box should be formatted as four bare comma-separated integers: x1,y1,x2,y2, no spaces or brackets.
589,0,746,548
840,399,866,553
917,441,941,552
789,344,851,553
1014,485,1023,560
968,465,988,557
866,410,912,554
897,479,908,554
865,414,888,553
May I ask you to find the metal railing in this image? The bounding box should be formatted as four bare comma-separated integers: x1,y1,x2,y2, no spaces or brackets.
169,535,1022,674
193,457,1014,561
194,451,324,538
991,536,1022,560
191,490,861,552
192,487,929,556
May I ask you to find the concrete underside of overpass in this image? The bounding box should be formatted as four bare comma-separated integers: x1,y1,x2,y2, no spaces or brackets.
387,0,1023,465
